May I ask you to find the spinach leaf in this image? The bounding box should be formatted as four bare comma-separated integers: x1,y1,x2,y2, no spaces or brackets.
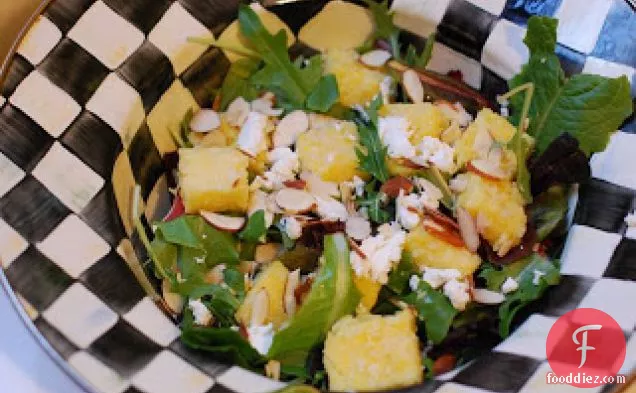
306,75,340,113
220,58,261,110
149,234,177,280
223,266,246,299
181,309,265,370
483,253,560,337
354,96,390,182
386,253,418,295
238,210,267,243
402,281,458,344
238,6,339,112
509,16,633,156
268,233,360,366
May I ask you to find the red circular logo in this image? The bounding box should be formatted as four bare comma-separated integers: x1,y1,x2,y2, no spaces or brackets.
546,308,626,388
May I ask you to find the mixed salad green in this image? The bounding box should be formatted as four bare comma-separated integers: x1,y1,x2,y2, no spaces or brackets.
130,2,632,391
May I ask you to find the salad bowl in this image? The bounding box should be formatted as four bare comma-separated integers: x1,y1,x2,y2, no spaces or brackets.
0,1,635,393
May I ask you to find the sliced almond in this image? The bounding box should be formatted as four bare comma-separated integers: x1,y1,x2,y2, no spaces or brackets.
471,288,505,304
457,207,480,252
423,219,465,248
380,176,414,198
252,96,284,117
273,110,309,147
284,269,300,317
468,159,507,180
346,216,372,241
226,97,250,127
250,289,269,326
476,212,489,234
348,237,367,259
266,192,284,214
360,49,392,68
275,188,316,214
255,243,281,263
190,109,221,133
402,69,424,103
300,171,340,199
201,211,246,232
162,280,184,314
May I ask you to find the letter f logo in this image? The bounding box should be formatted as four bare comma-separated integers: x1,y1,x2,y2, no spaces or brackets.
572,324,602,368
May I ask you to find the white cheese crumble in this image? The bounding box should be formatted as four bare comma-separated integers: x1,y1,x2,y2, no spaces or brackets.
422,268,462,289
248,189,274,228
264,147,300,189
409,274,421,291
350,224,406,284
413,136,456,173
188,299,213,326
438,102,472,127
237,111,268,157
396,191,422,230
625,213,636,227
315,197,349,222
378,116,416,159
443,279,470,311
501,277,519,294
280,216,303,240
532,270,545,286
247,323,274,355
352,175,365,198
449,174,469,193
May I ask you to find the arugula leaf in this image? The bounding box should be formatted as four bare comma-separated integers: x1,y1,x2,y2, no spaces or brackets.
386,252,418,295
154,216,240,266
354,96,390,182
404,34,436,68
181,308,265,369
356,189,391,224
238,6,339,112
481,253,560,337
268,233,360,366
402,281,458,344
220,58,261,110
509,16,633,156
530,186,568,241
306,75,340,113
363,0,401,59
238,210,266,243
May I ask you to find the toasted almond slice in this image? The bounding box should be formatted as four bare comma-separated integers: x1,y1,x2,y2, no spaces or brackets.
190,109,221,133
346,216,372,241
162,280,184,314
360,49,392,68
348,237,367,259
255,243,281,263
250,289,269,326
457,207,480,252
284,269,300,317
402,69,424,103
273,110,309,147
275,188,316,214
226,97,250,127
469,159,507,180
300,171,339,199
201,211,246,232
380,176,414,198
423,219,465,248
266,193,284,214
471,288,505,304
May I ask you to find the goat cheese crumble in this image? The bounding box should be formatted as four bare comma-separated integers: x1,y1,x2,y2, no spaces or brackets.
247,323,275,355
188,299,213,326
351,224,406,284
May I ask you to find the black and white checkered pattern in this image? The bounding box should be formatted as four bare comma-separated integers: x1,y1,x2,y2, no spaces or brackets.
0,1,634,392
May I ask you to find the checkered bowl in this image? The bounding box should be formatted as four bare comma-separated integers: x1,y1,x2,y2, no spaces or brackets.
0,1,635,393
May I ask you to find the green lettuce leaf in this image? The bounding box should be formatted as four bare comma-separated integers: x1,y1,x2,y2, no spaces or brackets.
268,233,360,366
509,16,633,155
238,210,266,243
529,186,568,241
402,281,458,344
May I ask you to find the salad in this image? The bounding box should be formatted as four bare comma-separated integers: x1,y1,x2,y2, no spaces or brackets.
131,1,633,391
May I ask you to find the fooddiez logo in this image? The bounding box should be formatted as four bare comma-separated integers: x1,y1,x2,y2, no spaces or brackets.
545,308,627,388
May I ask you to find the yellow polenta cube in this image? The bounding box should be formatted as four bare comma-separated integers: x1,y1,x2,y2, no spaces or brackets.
296,122,361,182
236,261,289,328
178,147,249,214
353,275,382,310
380,103,451,143
324,49,387,107
324,310,423,391
404,226,481,276
457,173,527,257
455,108,516,166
